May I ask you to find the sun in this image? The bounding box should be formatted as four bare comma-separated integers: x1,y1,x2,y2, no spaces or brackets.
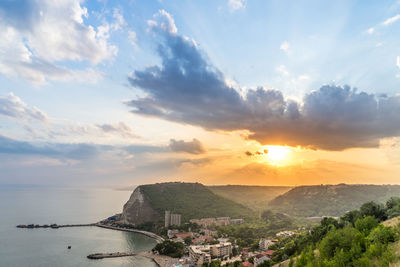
265,145,291,165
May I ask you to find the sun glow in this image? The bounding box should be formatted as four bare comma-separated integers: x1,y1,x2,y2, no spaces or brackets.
265,145,291,165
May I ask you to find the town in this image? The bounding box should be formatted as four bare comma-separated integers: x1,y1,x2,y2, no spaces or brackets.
101,210,299,267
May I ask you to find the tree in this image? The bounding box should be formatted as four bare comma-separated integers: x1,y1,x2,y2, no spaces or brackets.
355,216,378,235
359,202,387,222
257,260,271,267
184,236,193,245
232,246,239,256
248,256,254,264
152,240,185,258
341,210,361,226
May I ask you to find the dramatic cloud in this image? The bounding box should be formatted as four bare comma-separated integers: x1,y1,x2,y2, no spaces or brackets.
96,122,139,139
0,93,48,122
169,138,206,154
0,0,117,83
126,10,400,151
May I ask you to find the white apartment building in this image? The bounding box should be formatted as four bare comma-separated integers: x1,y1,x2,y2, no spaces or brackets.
189,242,232,266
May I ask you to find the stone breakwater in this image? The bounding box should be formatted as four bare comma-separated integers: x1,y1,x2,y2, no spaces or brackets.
87,251,178,267
95,223,165,243
87,252,136,259
16,223,95,229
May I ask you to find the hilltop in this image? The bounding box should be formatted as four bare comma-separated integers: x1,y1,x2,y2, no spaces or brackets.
208,185,292,212
269,184,400,217
121,182,255,225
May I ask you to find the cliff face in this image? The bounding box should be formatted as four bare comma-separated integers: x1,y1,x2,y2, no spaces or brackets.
120,186,160,225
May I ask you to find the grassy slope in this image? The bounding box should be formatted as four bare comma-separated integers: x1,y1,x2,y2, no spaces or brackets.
269,184,400,217
208,185,292,212
139,182,256,222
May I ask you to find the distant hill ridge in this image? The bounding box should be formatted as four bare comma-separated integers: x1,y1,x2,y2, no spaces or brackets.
209,185,292,212
268,183,400,217
120,182,255,225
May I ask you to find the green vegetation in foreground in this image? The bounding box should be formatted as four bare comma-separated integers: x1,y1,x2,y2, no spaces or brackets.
270,197,400,267
269,184,400,217
208,185,292,212
139,182,256,222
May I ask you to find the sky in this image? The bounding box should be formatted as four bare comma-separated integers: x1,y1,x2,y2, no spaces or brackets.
1,0,400,187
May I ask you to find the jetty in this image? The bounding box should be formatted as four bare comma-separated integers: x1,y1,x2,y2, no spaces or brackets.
96,223,165,243
16,223,95,229
87,251,179,267
87,252,136,259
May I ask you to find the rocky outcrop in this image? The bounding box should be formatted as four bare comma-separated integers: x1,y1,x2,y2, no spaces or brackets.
120,186,160,225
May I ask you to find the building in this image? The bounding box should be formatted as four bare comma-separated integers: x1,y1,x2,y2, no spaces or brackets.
201,228,218,236
276,231,295,237
259,238,275,251
230,218,244,225
189,242,232,266
210,242,232,259
168,229,180,238
217,237,230,244
190,217,244,227
165,210,182,227
189,245,211,266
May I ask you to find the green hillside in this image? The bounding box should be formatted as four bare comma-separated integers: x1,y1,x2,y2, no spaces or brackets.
139,182,256,222
208,185,292,212
269,184,400,217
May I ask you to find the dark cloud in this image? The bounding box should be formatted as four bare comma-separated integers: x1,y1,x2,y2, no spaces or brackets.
245,150,266,157
126,10,400,151
245,151,253,156
169,138,206,154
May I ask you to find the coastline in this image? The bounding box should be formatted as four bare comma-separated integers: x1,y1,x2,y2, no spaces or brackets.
95,223,165,243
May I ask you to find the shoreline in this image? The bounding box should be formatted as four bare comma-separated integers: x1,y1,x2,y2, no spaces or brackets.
95,223,165,243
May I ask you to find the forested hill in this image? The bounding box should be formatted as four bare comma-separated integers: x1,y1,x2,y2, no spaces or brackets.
208,185,292,212
122,182,256,225
269,184,400,217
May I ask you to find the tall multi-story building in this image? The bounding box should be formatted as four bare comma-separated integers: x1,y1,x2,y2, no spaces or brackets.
165,210,181,227
189,245,211,266
210,242,232,258
189,243,232,266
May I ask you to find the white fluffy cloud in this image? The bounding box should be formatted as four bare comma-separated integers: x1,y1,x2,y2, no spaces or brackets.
0,0,117,83
0,92,48,122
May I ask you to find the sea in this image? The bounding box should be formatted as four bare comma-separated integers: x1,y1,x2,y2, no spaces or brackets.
0,185,158,267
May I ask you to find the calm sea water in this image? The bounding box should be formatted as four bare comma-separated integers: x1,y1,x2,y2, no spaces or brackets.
0,185,158,267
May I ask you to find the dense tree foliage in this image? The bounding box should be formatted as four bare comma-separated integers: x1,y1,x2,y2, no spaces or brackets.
275,200,400,266
152,240,185,258
140,182,255,222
